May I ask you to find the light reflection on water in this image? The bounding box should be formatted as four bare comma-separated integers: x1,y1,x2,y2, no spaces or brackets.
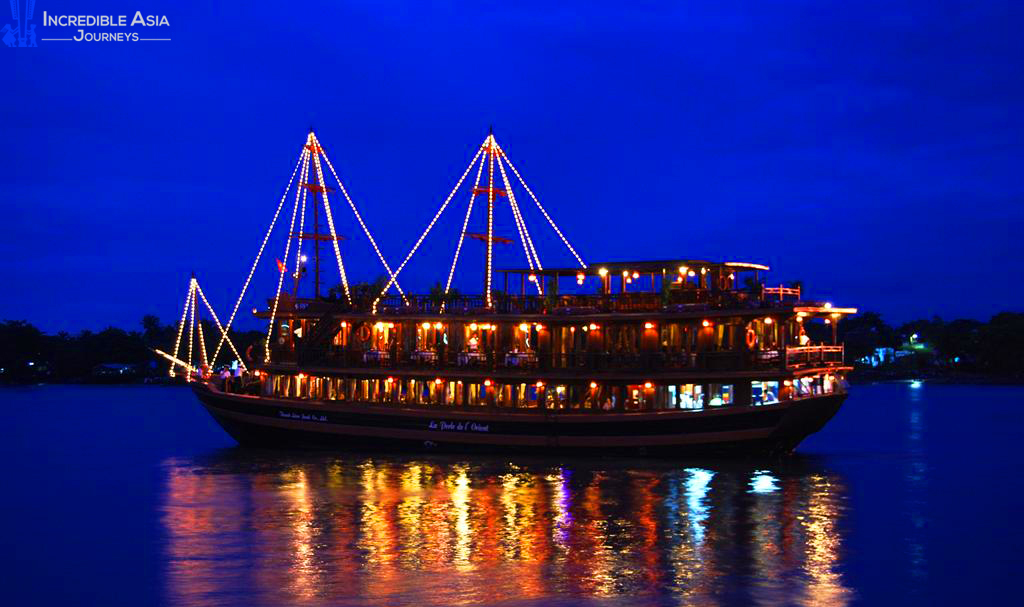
161,454,851,607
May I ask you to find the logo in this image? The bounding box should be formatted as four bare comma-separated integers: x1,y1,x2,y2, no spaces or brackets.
3,0,38,47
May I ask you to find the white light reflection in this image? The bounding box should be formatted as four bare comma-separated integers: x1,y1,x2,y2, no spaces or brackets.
684,468,714,544
749,470,780,494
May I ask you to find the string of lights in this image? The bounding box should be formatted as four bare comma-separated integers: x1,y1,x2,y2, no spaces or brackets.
310,145,352,304
265,149,310,361
292,159,309,288
315,134,406,300
497,155,541,293
196,305,209,367
485,137,496,307
496,152,544,291
169,278,194,377
211,146,307,363
195,281,246,370
187,278,196,371
497,142,587,268
373,144,486,309
443,150,486,299
499,154,542,271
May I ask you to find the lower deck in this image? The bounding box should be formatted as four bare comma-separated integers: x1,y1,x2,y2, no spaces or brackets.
194,380,848,457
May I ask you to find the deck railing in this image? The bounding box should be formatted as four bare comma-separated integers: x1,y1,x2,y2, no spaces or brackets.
289,343,847,374
375,289,784,316
784,345,844,367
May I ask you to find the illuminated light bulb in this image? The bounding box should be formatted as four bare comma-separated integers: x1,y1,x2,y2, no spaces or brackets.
824,302,833,309
589,323,599,331
688,270,696,277
644,322,655,329
764,317,773,325
825,318,832,324
528,274,537,282
590,381,598,389
535,381,544,388
576,272,585,281
297,373,305,380
435,378,443,385
632,272,639,280
470,322,478,331
581,325,589,332
386,376,394,383
795,316,803,322
340,321,347,328
644,382,653,389
421,322,431,330
519,323,529,332
534,323,545,330
729,273,735,279
702,320,712,327
700,267,707,275
679,265,688,275
484,379,492,387
252,307,258,314
434,322,443,330
784,380,792,386
622,270,630,277
598,267,608,277
300,254,307,263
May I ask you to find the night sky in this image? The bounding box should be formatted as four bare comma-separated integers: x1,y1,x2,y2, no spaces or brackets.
2,1,1021,333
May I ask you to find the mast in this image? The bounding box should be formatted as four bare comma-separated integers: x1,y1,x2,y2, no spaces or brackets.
485,128,495,306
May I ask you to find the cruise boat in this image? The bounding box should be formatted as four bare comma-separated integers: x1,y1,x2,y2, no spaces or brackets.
166,130,856,457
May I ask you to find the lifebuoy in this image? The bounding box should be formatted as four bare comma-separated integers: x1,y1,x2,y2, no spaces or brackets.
745,327,757,349
357,324,371,342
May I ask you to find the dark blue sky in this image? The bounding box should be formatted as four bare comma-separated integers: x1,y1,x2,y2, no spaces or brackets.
2,1,1021,333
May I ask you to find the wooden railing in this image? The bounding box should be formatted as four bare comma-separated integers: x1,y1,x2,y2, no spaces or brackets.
763,285,801,301
784,345,844,367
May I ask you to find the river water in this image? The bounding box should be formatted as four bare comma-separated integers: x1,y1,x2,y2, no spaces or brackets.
2,382,1021,606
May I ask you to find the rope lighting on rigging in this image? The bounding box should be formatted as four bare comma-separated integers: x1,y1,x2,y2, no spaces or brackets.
315,133,406,300
209,147,306,364
376,130,587,310
494,140,587,269
443,150,487,301
373,144,486,309
265,148,310,361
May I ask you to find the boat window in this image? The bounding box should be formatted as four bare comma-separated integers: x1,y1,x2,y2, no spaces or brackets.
708,383,733,407
751,381,780,405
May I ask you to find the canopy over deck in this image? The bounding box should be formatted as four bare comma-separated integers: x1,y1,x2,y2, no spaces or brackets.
499,259,770,276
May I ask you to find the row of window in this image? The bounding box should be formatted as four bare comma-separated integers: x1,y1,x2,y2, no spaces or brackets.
259,373,841,410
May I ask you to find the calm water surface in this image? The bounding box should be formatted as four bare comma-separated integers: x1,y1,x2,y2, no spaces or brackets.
2,383,1022,606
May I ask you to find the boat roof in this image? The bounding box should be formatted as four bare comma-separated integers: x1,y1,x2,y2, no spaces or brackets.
497,259,770,275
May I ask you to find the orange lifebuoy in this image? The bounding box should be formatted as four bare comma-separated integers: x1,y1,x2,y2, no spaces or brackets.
357,324,371,342
745,328,757,349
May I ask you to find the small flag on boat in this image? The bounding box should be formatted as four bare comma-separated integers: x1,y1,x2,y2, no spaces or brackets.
276,259,287,273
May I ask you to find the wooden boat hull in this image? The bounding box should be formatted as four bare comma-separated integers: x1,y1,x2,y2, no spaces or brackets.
192,382,846,457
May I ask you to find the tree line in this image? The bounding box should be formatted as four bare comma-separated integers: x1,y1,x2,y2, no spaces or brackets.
836,311,1024,377
0,316,264,383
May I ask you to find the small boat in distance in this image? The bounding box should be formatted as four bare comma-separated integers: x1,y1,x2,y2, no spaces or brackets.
170,129,856,457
